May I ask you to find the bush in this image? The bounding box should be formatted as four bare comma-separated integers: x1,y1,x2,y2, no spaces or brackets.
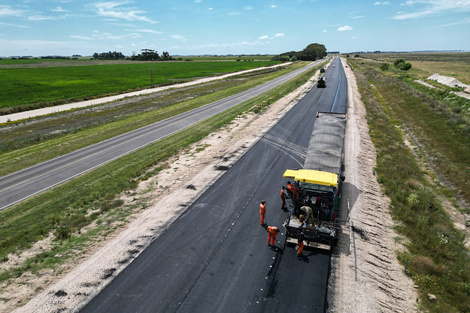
54,226,71,240
380,63,390,71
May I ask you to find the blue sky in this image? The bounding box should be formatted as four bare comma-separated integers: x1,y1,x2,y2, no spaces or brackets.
0,0,469,57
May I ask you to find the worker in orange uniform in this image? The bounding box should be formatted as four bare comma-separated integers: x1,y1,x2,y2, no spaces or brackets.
259,200,266,226
267,226,280,246
280,186,287,211
297,215,306,257
286,181,294,198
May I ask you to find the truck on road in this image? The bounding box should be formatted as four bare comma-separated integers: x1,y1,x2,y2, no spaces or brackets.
283,112,346,250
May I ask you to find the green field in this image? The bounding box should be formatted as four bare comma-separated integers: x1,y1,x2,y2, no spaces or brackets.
0,60,278,113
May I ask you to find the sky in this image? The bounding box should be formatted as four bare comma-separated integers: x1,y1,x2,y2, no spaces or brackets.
0,0,469,57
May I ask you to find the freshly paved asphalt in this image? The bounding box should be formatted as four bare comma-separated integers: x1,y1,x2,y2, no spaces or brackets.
0,61,320,211
80,57,348,313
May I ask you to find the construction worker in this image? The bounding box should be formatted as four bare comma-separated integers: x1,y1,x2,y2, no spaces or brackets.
259,200,266,226
267,226,280,246
297,215,306,257
286,181,294,198
300,205,314,225
280,186,287,210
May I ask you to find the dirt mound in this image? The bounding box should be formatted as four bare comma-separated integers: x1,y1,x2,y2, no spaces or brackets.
428,73,468,89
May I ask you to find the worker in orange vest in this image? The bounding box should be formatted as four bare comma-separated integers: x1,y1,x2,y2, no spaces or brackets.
286,181,294,197
280,186,287,210
267,226,280,246
259,200,266,225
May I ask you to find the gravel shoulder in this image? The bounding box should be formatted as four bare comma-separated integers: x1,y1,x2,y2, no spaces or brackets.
2,59,418,313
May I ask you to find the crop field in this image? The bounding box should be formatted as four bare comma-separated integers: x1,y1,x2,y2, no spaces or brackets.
0,60,278,113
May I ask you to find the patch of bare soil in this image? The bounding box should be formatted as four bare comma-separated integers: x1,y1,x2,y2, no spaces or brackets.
3,64,321,313
327,59,418,312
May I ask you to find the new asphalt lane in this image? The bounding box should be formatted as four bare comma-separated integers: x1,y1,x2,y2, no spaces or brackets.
80,57,348,313
0,61,320,211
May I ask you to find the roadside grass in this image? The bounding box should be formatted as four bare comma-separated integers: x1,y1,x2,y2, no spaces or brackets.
348,58,470,312
0,60,278,113
0,64,301,177
0,63,321,285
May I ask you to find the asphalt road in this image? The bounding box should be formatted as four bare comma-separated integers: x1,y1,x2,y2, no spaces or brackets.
0,61,320,211
80,57,348,313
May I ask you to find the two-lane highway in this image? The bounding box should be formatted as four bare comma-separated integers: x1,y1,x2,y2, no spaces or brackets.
80,57,348,313
0,60,321,211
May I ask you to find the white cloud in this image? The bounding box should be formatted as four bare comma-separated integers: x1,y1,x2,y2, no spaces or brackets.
170,34,186,41
51,6,68,12
258,35,269,40
28,15,65,21
0,5,24,17
195,0,202,3
274,33,284,38
0,22,29,28
134,29,163,34
244,6,253,10
270,5,277,8
323,29,327,32
70,35,94,40
337,25,353,31
95,2,157,24
394,0,470,19
374,1,391,5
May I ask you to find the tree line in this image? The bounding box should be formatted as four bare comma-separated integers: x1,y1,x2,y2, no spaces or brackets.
271,43,327,62
92,49,173,61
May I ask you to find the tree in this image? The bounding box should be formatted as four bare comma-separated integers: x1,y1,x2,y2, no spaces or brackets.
140,49,160,61
297,43,327,61
393,58,412,71
162,51,171,60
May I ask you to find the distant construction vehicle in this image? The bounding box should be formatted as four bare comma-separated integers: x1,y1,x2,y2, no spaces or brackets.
282,112,346,250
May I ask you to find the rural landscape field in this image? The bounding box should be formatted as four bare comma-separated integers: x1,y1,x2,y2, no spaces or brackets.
0,58,278,114
0,51,469,312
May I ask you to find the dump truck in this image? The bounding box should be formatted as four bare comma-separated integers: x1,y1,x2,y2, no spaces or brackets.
317,76,326,88
282,112,346,250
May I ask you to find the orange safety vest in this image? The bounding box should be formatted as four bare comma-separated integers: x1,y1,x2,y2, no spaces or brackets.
287,184,294,194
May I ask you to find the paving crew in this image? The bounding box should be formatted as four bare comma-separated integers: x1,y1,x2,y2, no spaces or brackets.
297,215,306,257
259,200,266,226
280,186,287,211
267,226,280,246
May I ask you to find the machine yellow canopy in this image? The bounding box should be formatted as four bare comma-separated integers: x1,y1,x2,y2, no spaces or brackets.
283,169,338,187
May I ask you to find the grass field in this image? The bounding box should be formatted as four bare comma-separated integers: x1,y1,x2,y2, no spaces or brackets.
347,55,470,313
0,60,278,113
